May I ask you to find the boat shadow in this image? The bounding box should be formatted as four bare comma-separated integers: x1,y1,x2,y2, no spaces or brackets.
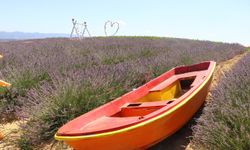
148,103,205,150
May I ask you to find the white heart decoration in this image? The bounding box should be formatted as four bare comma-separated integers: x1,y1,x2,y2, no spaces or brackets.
104,20,120,36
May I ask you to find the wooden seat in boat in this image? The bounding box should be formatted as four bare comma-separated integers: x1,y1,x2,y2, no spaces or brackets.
149,70,207,92
117,100,175,117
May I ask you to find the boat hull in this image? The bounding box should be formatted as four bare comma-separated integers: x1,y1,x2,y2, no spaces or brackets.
55,73,213,150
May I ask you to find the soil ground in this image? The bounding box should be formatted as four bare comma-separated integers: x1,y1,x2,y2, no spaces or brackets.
0,52,248,150
0,121,22,150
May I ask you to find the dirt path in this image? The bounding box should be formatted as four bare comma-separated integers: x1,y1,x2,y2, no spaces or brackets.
0,121,21,150
209,52,248,88
0,52,247,150
150,52,248,150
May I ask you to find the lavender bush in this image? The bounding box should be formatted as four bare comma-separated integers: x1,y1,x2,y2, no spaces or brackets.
0,37,245,148
192,52,250,149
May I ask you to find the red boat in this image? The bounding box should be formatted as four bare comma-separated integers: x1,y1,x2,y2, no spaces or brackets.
55,61,216,150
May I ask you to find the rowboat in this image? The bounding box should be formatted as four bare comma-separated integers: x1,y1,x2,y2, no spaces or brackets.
55,61,216,150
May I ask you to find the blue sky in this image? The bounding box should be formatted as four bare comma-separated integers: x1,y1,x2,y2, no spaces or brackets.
0,0,249,46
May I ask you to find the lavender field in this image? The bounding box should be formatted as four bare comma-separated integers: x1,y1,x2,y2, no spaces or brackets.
0,37,246,149
192,52,250,149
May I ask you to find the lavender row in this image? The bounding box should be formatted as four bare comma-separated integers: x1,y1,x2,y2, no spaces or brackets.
192,52,250,149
